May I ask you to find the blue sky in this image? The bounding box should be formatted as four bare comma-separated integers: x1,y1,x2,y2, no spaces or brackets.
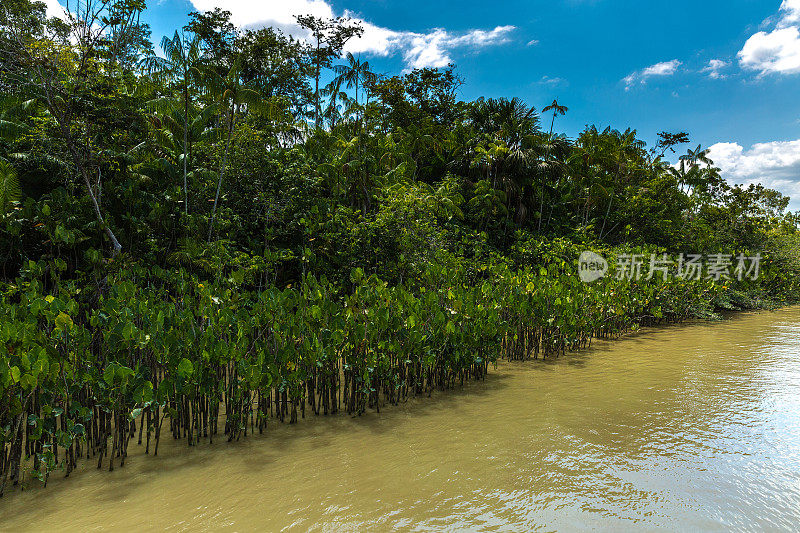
48,0,800,207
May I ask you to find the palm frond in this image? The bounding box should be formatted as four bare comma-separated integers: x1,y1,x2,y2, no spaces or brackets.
0,160,22,214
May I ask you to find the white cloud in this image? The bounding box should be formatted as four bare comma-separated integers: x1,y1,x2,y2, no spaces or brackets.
343,19,400,57
190,0,334,28
395,25,514,70
779,0,800,27
739,26,800,74
536,75,566,86
702,59,729,79
623,59,681,90
44,0,69,21
187,1,515,69
738,1,800,75
642,60,681,77
708,139,800,209
400,29,452,69
449,25,515,47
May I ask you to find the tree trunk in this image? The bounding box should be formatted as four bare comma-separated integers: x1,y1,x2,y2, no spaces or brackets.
183,86,190,216
34,61,122,255
208,104,236,242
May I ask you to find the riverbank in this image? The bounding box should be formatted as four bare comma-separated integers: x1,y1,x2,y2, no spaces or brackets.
1,256,796,499
2,307,799,530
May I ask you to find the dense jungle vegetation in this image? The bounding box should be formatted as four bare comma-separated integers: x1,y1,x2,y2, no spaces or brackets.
1,0,799,494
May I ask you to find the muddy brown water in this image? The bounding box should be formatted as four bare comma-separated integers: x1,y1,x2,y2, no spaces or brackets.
2,308,800,531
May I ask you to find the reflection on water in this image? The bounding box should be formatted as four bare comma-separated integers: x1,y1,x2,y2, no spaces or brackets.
2,308,800,531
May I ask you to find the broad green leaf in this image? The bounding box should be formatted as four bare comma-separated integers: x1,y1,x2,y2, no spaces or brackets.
177,358,194,377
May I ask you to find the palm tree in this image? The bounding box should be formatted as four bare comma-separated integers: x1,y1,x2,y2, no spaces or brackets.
320,87,349,128
203,62,265,241
542,99,568,135
672,145,722,198
295,15,363,130
679,144,711,170
143,31,202,216
598,128,646,239
464,98,544,229
568,127,602,227
470,97,539,150
537,134,572,229
330,52,376,121
137,103,218,209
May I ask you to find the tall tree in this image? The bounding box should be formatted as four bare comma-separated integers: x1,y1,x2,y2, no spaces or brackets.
653,131,689,159
237,26,311,113
144,30,201,215
1,0,150,254
204,61,264,241
542,99,568,135
330,52,375,121
294,15,362,129
184,8,237,69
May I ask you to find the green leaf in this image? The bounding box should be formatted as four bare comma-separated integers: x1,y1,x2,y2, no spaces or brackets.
20,373,37,389
177,358,194,378
116,365,134,382
55,312,73,330
122,322,134,341
103,364,115,385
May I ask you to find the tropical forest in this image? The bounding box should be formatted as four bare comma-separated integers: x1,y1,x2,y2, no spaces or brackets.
1,0,800,530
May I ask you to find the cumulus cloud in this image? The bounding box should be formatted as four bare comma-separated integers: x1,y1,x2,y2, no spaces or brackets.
190,0,333,28
622,59,681,90
739,27,800,74
43,0,69,21
738,0,800,75
702,59,729,79
708,139,800,209
778,0,800,27
343,20,400,57
393,25,514,70
187,0,515,69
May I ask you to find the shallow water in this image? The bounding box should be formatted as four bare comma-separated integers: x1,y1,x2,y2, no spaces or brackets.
2,308,800,531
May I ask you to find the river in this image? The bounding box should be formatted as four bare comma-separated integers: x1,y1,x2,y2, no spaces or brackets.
2,307,800,531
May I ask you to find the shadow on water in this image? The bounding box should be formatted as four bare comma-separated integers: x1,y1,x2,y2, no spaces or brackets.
4,306,799,531
0,364,515,510
523,318,712,371
4,311,771,506
522,308,782,374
